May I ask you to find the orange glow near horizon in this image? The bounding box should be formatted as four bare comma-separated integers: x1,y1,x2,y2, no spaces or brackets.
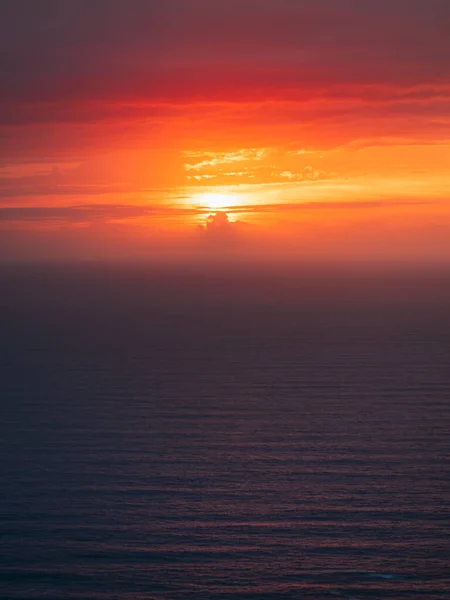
1,3,450,263
2,135,450,264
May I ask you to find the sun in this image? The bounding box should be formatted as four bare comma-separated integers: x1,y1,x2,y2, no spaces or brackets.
198,192,236,210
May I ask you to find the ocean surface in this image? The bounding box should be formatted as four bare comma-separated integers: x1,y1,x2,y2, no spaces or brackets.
1,264,449,599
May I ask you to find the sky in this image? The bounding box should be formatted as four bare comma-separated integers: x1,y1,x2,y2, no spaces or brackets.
1,0,449,263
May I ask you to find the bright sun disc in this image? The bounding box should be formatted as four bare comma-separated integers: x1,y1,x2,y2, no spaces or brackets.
199,193,234,210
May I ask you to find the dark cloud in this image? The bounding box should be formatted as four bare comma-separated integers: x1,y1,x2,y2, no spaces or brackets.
226,199,438,216
0,198,438,225
202,212,236,235
0,203,198,223
0,183,132,199
1,0,449,124
196,212,252,251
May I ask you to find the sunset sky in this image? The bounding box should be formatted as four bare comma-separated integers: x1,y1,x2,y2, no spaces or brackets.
1,0,449,262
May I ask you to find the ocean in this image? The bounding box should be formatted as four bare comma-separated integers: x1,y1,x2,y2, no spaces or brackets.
1,263,449,599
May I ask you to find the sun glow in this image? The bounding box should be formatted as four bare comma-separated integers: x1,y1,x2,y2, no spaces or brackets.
197,192,238,210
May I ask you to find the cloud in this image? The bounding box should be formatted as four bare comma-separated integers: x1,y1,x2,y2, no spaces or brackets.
0,204,198,223
230,198,438,214
1,1,449,124
184,148,271,171
199,211,236,235
196,211,254,248
0,197,438,226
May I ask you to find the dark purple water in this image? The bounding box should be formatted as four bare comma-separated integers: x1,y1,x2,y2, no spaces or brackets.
1,264,449,599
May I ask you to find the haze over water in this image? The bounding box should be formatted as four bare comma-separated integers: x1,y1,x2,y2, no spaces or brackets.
1,263,449,599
